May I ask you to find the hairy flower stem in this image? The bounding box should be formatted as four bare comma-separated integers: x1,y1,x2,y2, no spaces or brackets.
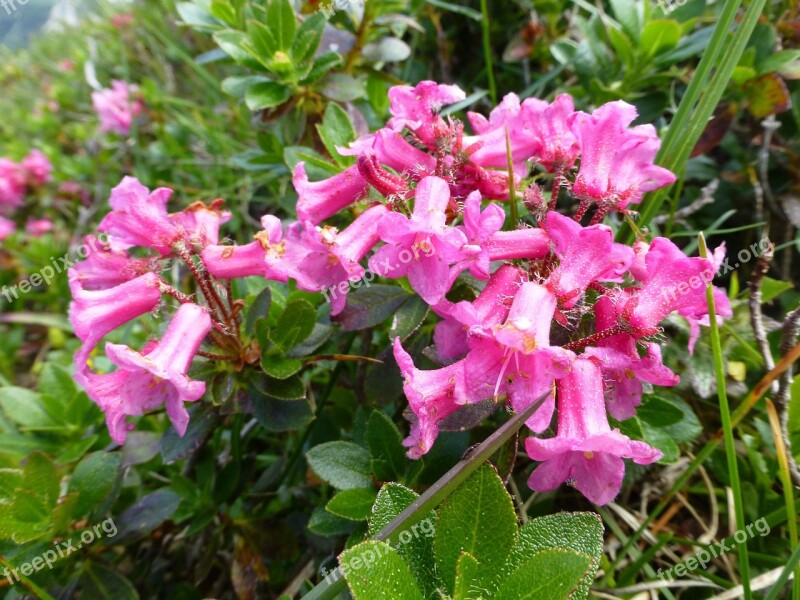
563,325,625,351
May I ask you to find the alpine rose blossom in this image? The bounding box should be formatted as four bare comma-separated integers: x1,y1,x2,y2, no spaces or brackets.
92,80,144,136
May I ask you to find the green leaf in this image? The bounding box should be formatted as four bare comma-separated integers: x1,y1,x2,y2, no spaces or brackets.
0,387,56,428
307,441,372,490
433,464,517,594
301,52,343,86
284,145,339,178
246,19,278,57
245,81,292,110
38,363,77,400
319,73,366,102
213,30,262,68
115,489,181,543
494,548,593,600
609,0,640,43
286,323,333,358
761,277,795,303
261,353,303,379
308,506,358,537
506,512,603,600
453,552,481,600
367,411,406,482
327,488,378,521
176,2,222,30
339,540,425,600
79,562,140,600
334,285,411,331
640,20,681,57
389,296,429,341
316,103,356,166
267,0,296,51
222,75,270,98
161,404,218,464
23,452,60,507
68,452,121,518
272,298,317,350
291,12,326,64
759,49,800,76
637,396,684,427
252,388,314,432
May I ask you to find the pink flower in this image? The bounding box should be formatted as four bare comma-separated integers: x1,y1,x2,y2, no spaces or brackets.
583,297,678,420
463,282,573,432
526,357,662,505
393,337,467,458
387,81,466,145
570,101,675,210
0,215,14,240
452,191,505,280
293,163,369,225
202,215,303,282
622,237,722,336
79,303,210,444
288,205,388,315
523,94,580,171
72,235,154,291
98,177,183,254
544,211,634,307
368,176,467,304
69,270,162,358
25,218,54,237
92,80,143,136
433,264,527,360
170,198,232,248
0,159,25,209
465,93,538,175
21,150,52,186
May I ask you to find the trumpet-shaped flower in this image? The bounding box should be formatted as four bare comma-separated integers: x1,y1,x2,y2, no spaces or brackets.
79,303,211,444
368,176,467,304
98,177,183,254
387,81,466,145
294,163,369,225
0,159,25,209
170,198,232,248
526,357,662,505
569,101,675,210
393,337,467,458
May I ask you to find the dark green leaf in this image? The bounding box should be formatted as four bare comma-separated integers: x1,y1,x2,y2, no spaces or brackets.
339,540,424,600
326,488,378,521
307,441,372,490
334,285,411,331
367,411,406,482
79,562,140,600
161,404,218,464
68,452,121,517
245,81,292,110
494,548,593,600
115,489,181,543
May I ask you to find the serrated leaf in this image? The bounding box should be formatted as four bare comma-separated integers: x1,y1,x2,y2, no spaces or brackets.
434,464,517,594
339,540,424,600
327,488,377,521
307,441,372,490
506,512,603,600
68,452,121,517
494,548,592,600
287,323,333,357
261,353,303,379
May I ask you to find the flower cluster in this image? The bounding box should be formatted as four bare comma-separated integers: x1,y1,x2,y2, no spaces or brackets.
69,177,236,444
71,81,731,504
92,80,144,136
0,150,53,241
